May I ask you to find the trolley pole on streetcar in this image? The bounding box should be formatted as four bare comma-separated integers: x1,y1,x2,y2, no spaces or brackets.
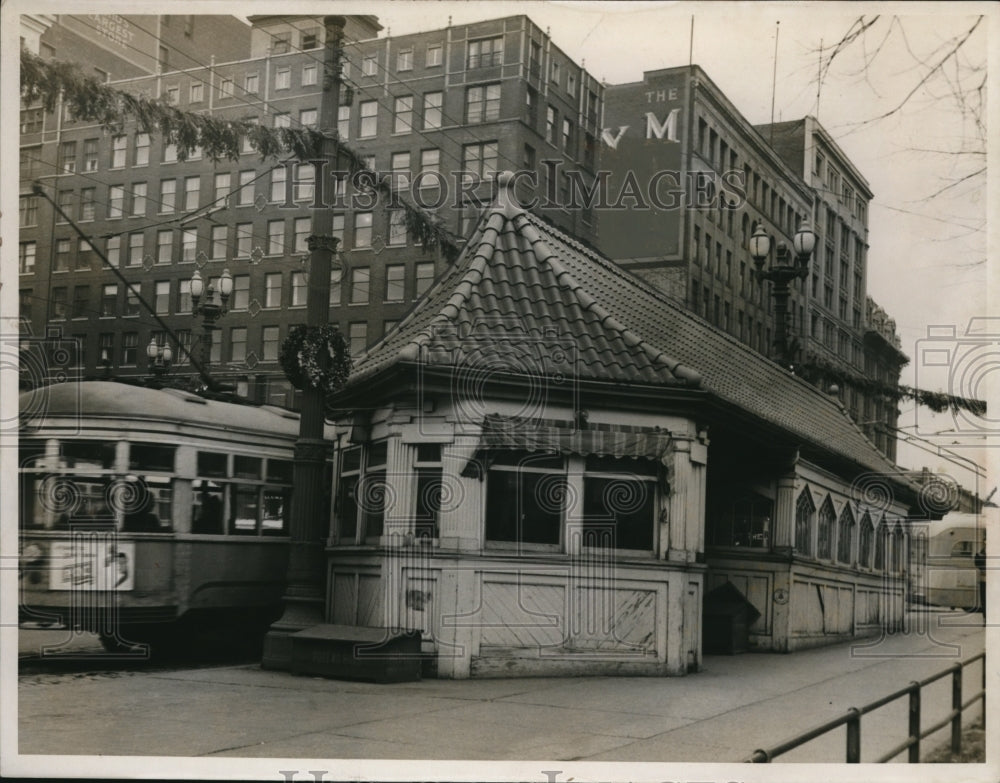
262,15,345,669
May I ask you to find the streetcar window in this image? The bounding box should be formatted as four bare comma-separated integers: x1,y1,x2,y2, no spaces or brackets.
192,480,224,534
19,440,45,469
230,486,260,534
62,440,115,470
197,451,228,477
266,458,293,483
121,475,172,532
262,488,290,534
129,443,176,472
234,456,262,480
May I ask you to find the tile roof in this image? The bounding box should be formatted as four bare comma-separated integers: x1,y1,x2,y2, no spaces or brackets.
347,173,905,479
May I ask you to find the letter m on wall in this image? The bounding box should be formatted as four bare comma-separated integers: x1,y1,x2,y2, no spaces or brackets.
646,109,680,142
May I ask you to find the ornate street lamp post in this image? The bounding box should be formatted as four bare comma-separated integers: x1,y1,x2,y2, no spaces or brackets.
146,337,173,378
749,221,817,369
190,268,233,375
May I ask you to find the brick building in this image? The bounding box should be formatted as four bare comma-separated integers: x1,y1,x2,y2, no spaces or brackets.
18,14,602,405
598,67,907,460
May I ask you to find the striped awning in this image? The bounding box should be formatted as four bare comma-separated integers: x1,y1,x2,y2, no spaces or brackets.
461,414,672,477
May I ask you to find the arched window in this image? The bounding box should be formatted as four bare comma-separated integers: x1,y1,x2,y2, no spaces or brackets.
858,512,873,568
795,487,815,556
837,505,855,564
817,497,835,560
893,526,905,573
873,516,886,570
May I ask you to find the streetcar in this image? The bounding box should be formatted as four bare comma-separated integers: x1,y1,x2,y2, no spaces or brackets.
909,511,988,611
18,380,334,654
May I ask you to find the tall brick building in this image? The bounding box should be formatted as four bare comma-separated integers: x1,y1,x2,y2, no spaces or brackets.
18,14,602,405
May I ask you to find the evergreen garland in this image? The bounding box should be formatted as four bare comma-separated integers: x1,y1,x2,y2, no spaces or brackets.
798,355,987,417
20,50,461,260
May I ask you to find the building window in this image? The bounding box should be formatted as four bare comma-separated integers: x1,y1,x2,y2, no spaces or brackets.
462,141,498,180
415,262,435,298
332,214,345,246
262,326,280,361
272,31,291,54
230,327,247,363
135,133,150,166
817,497,835,560
244,73,259,94
299,108,317,128
346,322,366,357
214,172,231,205
57,190,73,222
237,170,255,206
465,83,500,123
385,264,405,300
52,287,68,319
77,239,95,270
274,113,291,128
264,273,282,308
164,86,179,104
467,36,502,68
101,284,117,317
181,230,197,263
389,151,411,190
274,68,291,91
581,456,658,551
19,195,38,227
397,48,413,71
359,101,377,137
360,53,377,76
110,135,127,168
546,106,556,144
294,163,315,203
293,217,311,253
19,242,36,274
423,91,443,129
330,268,343,306
59,141,77,173
72,285,89,319
159,179,176,213
154,281,170,314
177,278,192,312
270,166,287,203
710,490,773,548
124,287,140,317
219,78,233,98
122,333,139,366
232,274,249,310
190,82,204,102
291,271,307,307
837,505,855,564
127,234,144,267
486,451,564,546
131,182,147,216
393,95,414,134
83,138,99,171
156,230,173,264
181,176,199,211
354,213,373,249
106,236,121,267
388,210,407,246
163,142,178,163
302,63,318,86
210,225,227,260
427,43,443,67
561,118,573,151
873,519,886,570
419,148,441,186
267,220,284,255
351,267,371,304
795,488,815,556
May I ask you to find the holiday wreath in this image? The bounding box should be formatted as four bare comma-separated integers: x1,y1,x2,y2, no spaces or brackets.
279,324,352,396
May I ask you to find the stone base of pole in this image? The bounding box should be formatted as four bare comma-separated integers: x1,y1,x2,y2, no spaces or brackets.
261,589,325,670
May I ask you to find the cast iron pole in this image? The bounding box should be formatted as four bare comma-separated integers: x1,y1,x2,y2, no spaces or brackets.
263,15,344,669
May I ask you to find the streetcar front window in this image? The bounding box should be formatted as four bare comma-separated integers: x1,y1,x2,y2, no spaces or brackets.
62,440,115,470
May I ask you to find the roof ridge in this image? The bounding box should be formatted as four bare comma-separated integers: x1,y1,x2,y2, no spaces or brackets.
510,212,701,387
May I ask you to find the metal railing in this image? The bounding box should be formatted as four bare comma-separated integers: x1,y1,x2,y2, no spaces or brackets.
747,651,985,763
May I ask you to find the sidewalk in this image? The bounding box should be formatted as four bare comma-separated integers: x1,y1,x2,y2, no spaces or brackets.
17,610,987,764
